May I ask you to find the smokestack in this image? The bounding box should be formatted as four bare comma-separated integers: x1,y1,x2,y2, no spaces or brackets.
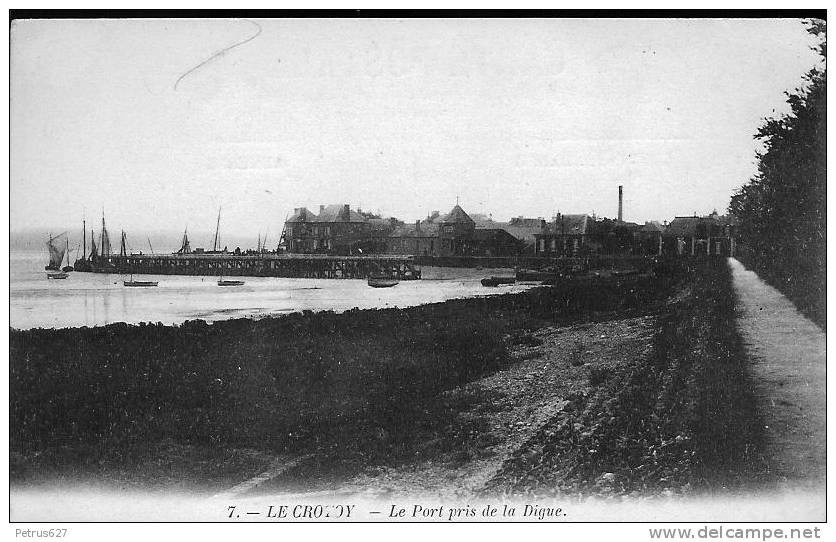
618,185,623,222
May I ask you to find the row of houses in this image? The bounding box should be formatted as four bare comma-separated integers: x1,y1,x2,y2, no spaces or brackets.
533,211,737,257
281,203,737,258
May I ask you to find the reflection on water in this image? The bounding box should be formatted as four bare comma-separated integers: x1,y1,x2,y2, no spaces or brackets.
10,252,530,330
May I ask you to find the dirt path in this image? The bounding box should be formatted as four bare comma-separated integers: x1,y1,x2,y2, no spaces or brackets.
728,258,826,489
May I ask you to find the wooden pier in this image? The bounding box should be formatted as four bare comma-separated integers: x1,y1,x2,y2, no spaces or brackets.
83,253,421,280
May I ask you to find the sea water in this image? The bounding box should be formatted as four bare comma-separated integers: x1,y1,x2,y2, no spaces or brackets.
10,251,531,330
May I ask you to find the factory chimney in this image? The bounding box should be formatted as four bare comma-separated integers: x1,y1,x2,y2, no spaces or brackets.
618,185,623,222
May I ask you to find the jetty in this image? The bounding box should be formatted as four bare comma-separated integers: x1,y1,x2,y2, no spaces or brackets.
81,253,421,280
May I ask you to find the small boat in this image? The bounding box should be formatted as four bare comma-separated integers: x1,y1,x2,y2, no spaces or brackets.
124,280,158,287
368,275,399,288
218,279,245,286
47,272,69,279
123,270,158,287
58,235,74,272
481,276,516,287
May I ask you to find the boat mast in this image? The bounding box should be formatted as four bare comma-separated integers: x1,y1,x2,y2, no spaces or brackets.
82,218,86,260
213,208,221,252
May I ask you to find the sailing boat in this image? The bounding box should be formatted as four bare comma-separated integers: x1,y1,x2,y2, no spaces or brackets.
91,214,117,273
73,217,91,272
62,237,74,272
213,208,244,286
45,232,69,278
45,232,66,270
120,231,158,287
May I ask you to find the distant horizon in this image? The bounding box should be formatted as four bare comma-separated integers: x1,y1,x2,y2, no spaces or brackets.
9,201,730,242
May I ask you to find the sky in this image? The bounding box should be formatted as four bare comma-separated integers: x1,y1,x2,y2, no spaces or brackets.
10,17,822,239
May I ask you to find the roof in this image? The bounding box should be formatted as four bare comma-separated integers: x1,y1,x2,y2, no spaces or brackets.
441,205,474,225
509,216,545,228
315,204,366,223
472,228,521,243
467,214,541,244
540,214,590,236
366,218,391,231
666,216,701,236
389,221,439,238
469,214,498,229
287,207,318,223
640,221,665,233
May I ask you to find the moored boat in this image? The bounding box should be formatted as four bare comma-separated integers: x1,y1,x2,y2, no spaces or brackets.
87,214,117,273
61,236,74,272
218,279,245,286
124,279,158,287
210,209,244,286
481,276,516,287
73,217,91,271
368,275,399,288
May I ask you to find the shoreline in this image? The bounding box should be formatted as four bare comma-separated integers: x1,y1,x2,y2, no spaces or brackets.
10,257,533,331
10,263,781,508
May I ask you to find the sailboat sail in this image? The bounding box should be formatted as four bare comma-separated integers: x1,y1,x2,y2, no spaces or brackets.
46,232,68,269
90,230,98,260
100,217,111,257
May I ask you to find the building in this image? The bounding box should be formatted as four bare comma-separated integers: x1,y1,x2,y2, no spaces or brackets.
437,204,476,256
664,212,736,256
470,214,543,253
284,204,392,254
284,206,320,253
385,204,523,257
387,216,440,256
635,221,666,255
533,214,593,256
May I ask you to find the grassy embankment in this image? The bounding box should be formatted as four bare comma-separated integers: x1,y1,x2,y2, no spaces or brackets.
485,258,770,496
10,273,672,490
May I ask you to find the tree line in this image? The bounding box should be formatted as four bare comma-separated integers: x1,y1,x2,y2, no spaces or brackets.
729,19,826,328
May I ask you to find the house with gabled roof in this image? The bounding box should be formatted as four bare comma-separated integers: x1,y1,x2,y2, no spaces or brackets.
284,204,394,254
533,214,593,256
284,207,320,253
385,203,523,257
664,212,736,256
469,214,543,253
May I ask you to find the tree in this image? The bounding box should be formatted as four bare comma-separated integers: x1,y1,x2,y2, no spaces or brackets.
729,19,826,328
